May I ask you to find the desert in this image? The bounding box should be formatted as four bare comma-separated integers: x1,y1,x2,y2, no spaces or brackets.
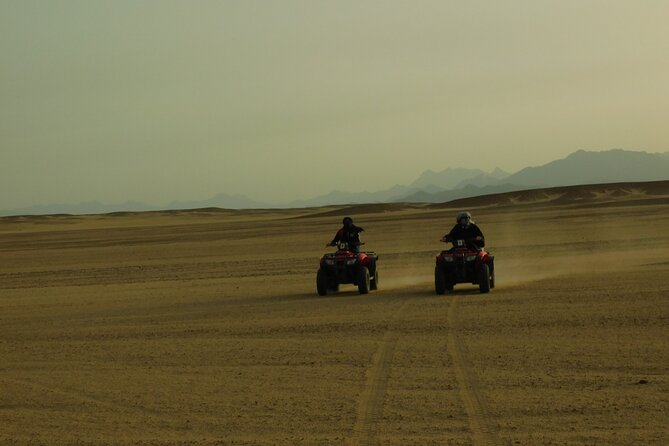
1,182,668,445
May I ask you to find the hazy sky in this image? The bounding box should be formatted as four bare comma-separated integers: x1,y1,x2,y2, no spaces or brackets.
2,1,668,209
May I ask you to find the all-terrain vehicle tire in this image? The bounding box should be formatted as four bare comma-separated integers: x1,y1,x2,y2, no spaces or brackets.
435,266,447,295
317,269,328,296
478,264,490,294
357,266,370,295
490,265,495,289
370,268,378,291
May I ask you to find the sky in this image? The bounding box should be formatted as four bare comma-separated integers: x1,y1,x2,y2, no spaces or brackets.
2,0,669,209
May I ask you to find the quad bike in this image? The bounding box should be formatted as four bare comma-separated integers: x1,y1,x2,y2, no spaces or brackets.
435,239,495,294
317,242,378,296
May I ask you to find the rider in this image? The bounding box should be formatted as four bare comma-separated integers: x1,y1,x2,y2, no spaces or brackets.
441,211,485,249
328,217,364,252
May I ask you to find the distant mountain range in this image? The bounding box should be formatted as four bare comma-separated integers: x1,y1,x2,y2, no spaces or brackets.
0,194,273,217
505,149,669,187
166,193,270,211
0,200,158,217
2,149,668,216
399,149,669,203
287,149,669,206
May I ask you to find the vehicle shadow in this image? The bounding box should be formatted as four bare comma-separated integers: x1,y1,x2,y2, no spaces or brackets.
444,287,488,296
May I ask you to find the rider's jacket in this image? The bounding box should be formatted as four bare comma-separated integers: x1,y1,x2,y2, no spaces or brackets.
331,225,364,246
444,223,485,248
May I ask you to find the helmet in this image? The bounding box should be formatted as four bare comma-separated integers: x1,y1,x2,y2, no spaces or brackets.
342,216,353,226
456,211,472,227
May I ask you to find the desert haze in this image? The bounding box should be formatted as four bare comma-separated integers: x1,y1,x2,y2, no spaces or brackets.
1,182,668,445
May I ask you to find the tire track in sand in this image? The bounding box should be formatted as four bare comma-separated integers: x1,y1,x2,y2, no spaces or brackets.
447,296,505,446
3,377,180,431
346,299,410,446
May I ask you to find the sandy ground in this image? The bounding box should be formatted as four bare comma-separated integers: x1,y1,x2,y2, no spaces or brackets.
1,193,668,445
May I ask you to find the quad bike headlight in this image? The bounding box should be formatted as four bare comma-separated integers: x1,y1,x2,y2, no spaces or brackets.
345,259,357,265
465,255,477,261
443,256,454,262
324,259,335,265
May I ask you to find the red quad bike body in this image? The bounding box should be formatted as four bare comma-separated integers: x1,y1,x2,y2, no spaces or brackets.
317,242,379,296
435,239,495,294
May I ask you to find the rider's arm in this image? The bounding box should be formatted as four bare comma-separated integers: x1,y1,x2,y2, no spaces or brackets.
472,226,485,247
441,225,456,242
329,229,344,246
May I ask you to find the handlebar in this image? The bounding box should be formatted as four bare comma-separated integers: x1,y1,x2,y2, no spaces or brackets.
327,241,365,248
442,238,482,250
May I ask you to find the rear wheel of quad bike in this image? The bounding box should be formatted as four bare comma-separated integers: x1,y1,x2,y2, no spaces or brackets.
478,264,490,294
370,268,378,291
435,266,447,295
316,269,328,296
357,266,370,295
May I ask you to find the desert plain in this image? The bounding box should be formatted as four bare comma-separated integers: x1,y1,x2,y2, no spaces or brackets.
1,183,668,446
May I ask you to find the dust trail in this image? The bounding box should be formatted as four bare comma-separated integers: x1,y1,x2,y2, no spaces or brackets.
495,249,650,287
376,244,662,292
380,273,432,290
375,252,434,290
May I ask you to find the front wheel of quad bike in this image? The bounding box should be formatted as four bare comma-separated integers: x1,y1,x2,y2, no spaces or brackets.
357,266,370,295
316,269,328,296
478,264,490,294
370,268,378,291
489,264,495,289
435,266,447,295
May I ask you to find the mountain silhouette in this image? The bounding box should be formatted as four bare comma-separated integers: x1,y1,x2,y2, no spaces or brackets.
396,149,669,204
506,149,669,187
2,149,668,216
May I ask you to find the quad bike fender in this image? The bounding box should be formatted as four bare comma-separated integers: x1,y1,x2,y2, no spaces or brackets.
475,251,491,267
319,253,341,268
358,253,370,266
435,251,450,265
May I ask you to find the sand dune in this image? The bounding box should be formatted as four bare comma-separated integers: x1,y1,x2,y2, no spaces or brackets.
437,180,669,209
1,183,668,445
